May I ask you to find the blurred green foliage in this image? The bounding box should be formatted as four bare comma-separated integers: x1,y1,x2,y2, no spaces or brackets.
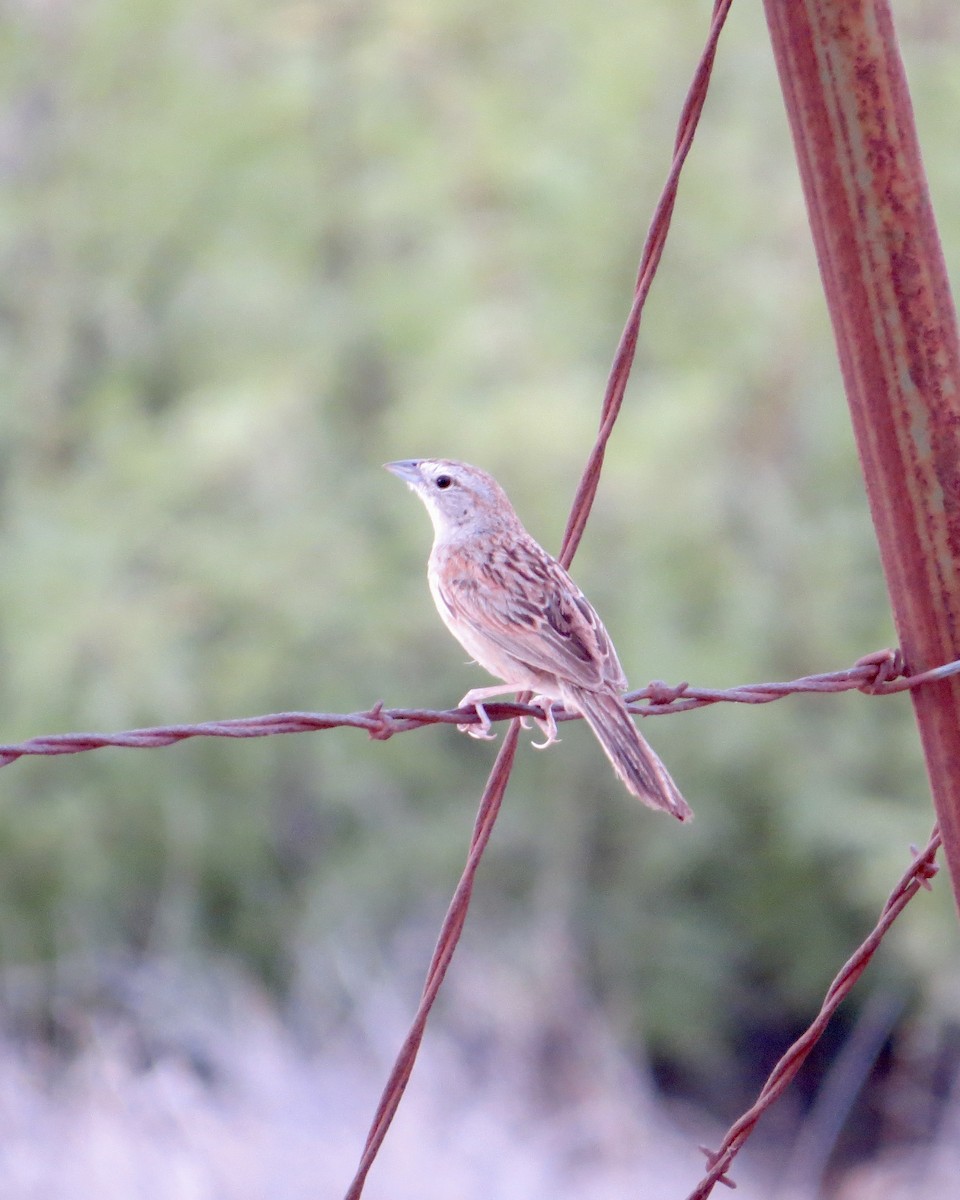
0,0,958,1106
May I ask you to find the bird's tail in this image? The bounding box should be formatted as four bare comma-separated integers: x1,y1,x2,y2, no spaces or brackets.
564,686,692,822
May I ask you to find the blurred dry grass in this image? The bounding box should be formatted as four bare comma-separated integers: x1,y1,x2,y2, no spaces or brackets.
1,957,956,1199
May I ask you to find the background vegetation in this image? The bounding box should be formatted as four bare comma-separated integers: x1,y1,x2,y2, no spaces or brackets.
1,0,959,1190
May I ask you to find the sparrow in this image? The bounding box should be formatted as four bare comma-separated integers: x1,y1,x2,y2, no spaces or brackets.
385,458,691,821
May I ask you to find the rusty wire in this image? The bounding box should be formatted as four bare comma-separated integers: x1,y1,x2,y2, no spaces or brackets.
2,647,958,769
559,0,733,565
689,826,942,1199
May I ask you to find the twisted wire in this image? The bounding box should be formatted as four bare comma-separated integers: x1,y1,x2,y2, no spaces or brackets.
2,648,955,769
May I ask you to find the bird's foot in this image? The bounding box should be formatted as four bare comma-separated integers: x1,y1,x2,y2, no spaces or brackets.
457,689,501,740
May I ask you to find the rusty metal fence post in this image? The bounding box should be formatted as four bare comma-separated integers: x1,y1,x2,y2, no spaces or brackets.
763,0,960,906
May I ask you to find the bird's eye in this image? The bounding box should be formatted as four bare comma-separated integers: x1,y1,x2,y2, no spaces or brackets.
435,474,453,490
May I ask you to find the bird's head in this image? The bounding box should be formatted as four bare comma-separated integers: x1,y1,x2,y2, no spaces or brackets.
384,458,516,541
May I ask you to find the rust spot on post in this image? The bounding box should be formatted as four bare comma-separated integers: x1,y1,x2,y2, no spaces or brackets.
763,0,960,906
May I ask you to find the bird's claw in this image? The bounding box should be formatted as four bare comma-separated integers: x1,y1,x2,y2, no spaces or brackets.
529,695,560,750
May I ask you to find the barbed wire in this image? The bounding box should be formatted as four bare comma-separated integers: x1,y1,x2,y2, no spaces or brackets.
2,647,958,770
689,825,942,1198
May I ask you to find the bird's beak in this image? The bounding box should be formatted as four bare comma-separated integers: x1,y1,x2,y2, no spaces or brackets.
384,460,422,484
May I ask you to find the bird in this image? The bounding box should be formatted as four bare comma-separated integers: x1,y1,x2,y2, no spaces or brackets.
385,458,692,822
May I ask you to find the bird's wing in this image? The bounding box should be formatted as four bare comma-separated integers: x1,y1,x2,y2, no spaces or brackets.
435,538,628,693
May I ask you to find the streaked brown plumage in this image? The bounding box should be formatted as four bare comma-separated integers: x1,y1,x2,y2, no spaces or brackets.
385,458,691,822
